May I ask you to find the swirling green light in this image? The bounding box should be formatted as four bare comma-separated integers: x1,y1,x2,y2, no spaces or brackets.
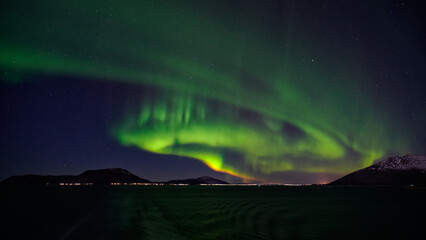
0,0,411,181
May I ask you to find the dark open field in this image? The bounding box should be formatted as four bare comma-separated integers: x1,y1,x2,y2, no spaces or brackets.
1,185,425,240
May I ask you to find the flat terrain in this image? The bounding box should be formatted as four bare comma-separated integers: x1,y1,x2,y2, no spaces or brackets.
1,186,425,239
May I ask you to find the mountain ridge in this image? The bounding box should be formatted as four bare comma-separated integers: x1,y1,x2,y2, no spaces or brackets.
1,168,228,185
1,168,150,185
329,155,426,186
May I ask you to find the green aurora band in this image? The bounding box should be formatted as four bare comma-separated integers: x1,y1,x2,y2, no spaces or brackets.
0,1,413,181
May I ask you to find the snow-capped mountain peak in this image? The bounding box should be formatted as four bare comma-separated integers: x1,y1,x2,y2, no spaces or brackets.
370,155,426,171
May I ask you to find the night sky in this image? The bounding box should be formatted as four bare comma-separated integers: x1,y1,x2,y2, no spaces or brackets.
1,0,425,183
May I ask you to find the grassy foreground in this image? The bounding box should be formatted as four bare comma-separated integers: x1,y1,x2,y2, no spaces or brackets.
1,185,425,239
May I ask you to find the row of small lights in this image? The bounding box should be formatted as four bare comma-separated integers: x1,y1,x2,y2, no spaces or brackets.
52,183,313,186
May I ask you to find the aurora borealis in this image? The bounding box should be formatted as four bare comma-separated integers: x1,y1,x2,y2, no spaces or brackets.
1,0,425,183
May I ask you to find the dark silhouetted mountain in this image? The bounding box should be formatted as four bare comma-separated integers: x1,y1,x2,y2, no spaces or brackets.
1,168,150,185
329,155,426,186
167,176,228,185
77,168,150,184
